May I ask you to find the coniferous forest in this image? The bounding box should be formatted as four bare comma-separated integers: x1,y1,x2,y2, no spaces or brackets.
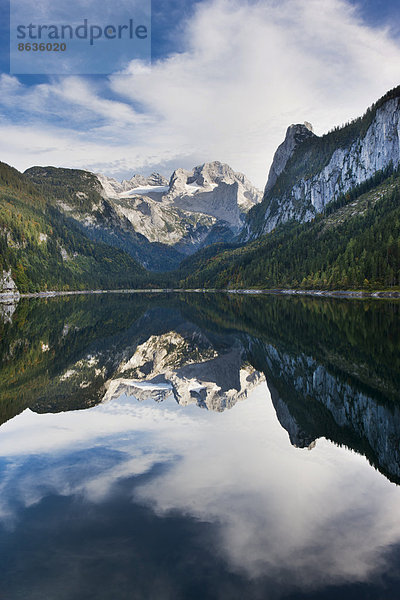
171,172,400,291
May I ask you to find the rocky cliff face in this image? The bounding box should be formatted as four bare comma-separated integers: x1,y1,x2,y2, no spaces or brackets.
247,87,400,237
165,161,262,229
95,161,262,262
102,192,219,254
0,270,19,295
264,122,315,196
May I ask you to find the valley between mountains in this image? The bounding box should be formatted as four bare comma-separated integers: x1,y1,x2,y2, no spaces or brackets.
1,85,400,294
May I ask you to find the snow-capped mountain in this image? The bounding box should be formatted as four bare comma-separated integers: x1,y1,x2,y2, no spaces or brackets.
98,161,262,231
95,161,262,262
97,172,169,197
25,161,262,270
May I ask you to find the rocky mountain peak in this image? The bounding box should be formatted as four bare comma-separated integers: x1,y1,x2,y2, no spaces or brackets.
122,172,169,189
188,161,236,186
286,121,314,139
264,122,316,196
92,161,262,262
166,161,262,228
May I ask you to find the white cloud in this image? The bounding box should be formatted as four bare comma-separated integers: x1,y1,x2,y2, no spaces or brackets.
0,74,149,126
1,0,400,186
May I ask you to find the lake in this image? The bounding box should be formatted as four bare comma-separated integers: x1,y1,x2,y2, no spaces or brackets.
0,292,399,599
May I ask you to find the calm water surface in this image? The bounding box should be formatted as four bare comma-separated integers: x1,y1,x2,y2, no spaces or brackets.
0,292,399,599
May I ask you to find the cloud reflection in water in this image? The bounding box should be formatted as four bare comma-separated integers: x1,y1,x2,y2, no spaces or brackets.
0,383,400,596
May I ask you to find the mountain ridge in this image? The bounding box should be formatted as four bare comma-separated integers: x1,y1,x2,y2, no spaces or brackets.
245,85,400,239
173,167,400,291
0,162,148,293
25,161,262,270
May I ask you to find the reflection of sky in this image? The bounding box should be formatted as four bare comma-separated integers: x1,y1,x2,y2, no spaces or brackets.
1,383,400,597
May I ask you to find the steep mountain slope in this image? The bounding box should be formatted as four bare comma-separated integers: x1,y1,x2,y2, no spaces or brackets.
25,162,261,270
175,169,400,290
0,162,147,293
264,122,315,195
25,166,183,271
246,86,400,238
97,161,262,259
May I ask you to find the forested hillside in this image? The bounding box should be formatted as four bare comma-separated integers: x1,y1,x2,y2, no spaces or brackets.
24,166,185,271
172,170,400,290
0,162,148,292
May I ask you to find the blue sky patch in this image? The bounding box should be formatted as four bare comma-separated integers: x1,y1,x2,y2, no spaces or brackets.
10,0,151,75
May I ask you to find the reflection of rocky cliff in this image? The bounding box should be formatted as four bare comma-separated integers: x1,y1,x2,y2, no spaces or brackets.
1,293,400,487
249,339,400,483
267,380,316,450
0,297,18,324
103,330,264,412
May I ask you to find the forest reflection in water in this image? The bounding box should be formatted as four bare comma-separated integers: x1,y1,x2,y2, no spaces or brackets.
0,292,399,599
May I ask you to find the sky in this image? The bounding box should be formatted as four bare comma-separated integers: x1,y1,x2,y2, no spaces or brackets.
0,0,399,188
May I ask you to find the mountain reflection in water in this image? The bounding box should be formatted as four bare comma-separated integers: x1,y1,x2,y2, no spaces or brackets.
0,292,399,599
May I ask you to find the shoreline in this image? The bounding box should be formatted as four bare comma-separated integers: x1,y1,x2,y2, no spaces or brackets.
225,288,400,299
0,287,400,301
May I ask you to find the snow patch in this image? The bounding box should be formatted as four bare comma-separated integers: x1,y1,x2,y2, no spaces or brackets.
119,185,169,198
